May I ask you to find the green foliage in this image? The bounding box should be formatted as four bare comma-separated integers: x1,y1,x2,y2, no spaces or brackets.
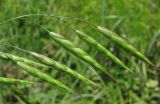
0,22,155,103
0,0,159,104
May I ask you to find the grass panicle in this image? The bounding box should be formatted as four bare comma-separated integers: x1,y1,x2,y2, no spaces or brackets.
96,26,154,66
0,51,72,91
0,51,47,68
0,77,33,85
75,30,133,73
0,43,97,86
49,31,116,81
17,62,72,92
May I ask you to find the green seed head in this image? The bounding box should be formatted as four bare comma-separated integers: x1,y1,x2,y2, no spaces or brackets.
17,62,72,92
75,30,133,73
49,31,115,81
0,77,33,85
97,26,154,66
30,52,96,86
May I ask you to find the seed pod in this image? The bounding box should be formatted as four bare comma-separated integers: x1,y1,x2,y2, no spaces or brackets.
0,49,96,86
0,51,47,68
17,62,72,92
49,32,116,81
29,52,97,86
75,30,133,73
96,26,154,66
0,77,33,85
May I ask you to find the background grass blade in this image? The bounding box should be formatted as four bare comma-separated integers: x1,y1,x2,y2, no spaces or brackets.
0,77,33,85
0,51,47,68
96,26,154,66
75,30,133,73
17,62,72,92
49,32,116,81
11,86,32,104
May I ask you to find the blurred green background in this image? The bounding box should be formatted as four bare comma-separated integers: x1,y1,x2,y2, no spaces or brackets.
0,0,160,104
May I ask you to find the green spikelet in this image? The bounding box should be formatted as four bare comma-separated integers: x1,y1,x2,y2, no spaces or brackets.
0,77,33,85
29,52,97,86
17,62,72,92
0,45,96,86
0,51,47,68
96,26,154,66
49,32,116,81
75,30,133,73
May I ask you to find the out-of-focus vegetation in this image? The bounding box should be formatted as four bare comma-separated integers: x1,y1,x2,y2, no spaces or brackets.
0,0,160,104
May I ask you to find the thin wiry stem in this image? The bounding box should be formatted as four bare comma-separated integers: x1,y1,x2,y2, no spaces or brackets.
0,13,96,27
